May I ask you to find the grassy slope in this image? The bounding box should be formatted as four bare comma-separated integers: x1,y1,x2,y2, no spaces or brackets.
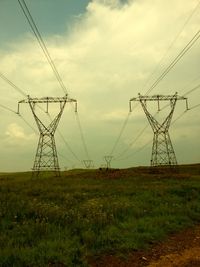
0,164,200,267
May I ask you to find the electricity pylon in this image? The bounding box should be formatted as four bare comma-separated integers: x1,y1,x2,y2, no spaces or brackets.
18,94,77,177
83,160,94,169
130,93,188,166
104,155,113,169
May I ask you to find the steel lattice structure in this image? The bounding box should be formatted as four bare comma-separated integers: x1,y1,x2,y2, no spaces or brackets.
83,160,94,169
130,93,188,166
104,155,113,169
18,94,77,177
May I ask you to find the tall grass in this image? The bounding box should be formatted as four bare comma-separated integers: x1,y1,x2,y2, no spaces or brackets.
0,165,200,266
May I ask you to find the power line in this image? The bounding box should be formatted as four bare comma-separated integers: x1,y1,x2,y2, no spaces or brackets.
109,112,131,156
46,113,81,164
0,71,48,114
114,122,149,160
0,72,27,97
18,114,38,134
17,0,68,95
56,128,82,163
141,0,200,92
171,102,200,125
75,112,90,160
57,151,74,166
115,139,152,162
183,83,200,96
189,103,200,110
175,74,200,93
145,29,200,95
0,103,39,134
158,83,200,113
0,103,17,114
113,109,161,161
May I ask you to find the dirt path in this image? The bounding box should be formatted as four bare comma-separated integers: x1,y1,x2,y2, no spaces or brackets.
90,225,200,267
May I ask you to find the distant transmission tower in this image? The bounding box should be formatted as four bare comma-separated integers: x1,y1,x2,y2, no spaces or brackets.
18,94,77,177
83,160,94,169
104,155,113,169
130,93,188,166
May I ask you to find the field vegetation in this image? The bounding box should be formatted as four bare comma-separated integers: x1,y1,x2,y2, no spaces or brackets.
0,164,200,266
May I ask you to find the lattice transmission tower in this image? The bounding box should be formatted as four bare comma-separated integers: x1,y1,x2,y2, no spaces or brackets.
129,93,188,166
18,94,77,177
104,155,113,169
83,160,94,169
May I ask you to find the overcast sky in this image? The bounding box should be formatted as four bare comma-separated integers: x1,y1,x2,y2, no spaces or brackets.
0,0,200,172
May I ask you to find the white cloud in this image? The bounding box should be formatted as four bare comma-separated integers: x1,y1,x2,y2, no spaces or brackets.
5,123,36,144
0,0,200,170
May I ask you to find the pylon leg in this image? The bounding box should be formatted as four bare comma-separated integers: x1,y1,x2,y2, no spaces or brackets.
32,133,60,177
151,132,177,166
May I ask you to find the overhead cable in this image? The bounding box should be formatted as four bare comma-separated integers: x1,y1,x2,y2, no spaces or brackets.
57,128,82,163
141,0,200,92
114,122,149,160
109,112,131,156
188,103,200,110
115,139,152,162
19,114,38,134
145,29,200,95
183,83,200,96
0,103,38,134
45,113,81,163
75,112,91,160
57,151,75,165
18,0,68,94
0,103,17,114
0,72,27,97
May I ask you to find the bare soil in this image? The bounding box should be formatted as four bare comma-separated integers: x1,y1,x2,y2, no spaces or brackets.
90,224,200,267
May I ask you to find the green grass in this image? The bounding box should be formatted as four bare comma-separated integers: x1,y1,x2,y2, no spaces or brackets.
0,164,200,266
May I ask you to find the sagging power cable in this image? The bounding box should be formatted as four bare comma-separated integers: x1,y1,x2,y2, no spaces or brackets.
109,112,131,156
141,0,200,92
145,29,200,96
0,72,27,97
0,103,17,114
18,0,68,95
75,112,91,160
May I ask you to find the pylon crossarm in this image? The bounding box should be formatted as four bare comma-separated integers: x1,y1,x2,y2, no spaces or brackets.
131,93,186,102
19,95,77,104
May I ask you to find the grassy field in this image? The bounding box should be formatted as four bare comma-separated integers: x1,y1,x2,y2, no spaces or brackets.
0,164,200,267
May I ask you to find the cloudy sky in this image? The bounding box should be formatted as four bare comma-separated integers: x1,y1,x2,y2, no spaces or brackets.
0,0,200,172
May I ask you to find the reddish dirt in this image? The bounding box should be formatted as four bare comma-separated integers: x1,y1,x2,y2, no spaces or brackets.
89,225,200,267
